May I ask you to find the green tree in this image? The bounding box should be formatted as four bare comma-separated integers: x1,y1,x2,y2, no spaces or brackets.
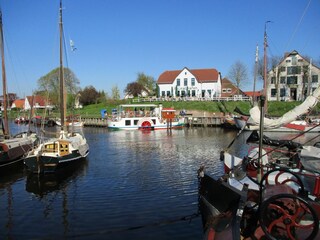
37,67,80,106
136,72,156,95
79,86,99,105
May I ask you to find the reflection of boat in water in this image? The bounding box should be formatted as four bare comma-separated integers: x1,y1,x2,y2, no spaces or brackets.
26,159,87,197
107,103,185,130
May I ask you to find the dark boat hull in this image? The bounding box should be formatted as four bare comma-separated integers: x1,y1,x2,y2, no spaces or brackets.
0,139,36,171
24,150,89,174
198,174,245,239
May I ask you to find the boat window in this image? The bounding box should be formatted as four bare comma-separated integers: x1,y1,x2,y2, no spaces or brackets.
59,142,69,156
134,120,139,125
125,120,131,126
44,143,58,153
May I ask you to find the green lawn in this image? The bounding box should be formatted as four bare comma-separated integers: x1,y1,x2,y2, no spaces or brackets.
9,100,320,119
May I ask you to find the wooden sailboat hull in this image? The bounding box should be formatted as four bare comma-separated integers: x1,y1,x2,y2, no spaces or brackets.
0,133,37,170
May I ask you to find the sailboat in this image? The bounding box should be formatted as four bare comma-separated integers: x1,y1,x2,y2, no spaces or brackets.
0,10,38,171
24,1,89,174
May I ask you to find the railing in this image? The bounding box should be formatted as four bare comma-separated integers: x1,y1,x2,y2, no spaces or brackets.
132,96,252,103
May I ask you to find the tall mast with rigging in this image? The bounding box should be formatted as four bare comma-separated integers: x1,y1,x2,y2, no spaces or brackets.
263,21,271,112
0,10,9,137
253,44,259,105
59,0,66,131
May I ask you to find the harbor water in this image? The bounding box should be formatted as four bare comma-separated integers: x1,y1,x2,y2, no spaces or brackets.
1,122,319,239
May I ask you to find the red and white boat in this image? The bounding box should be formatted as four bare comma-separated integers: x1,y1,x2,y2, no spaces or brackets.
107,103,185,130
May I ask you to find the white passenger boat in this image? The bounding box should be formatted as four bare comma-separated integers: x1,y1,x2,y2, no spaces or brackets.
107,104,185,130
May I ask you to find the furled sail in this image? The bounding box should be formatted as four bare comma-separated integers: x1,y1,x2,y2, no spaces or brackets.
247,87,320,128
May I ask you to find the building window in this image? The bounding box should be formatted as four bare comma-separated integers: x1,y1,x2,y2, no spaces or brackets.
280,88,286,97
292,56,297,65
227,88,231,93
192,90,196,96
312,75,318,83
166,91,171,96
207,90,212,97
271,77,276,84
286,59,291,63
287,66,301,75
161,91,165,97
181,90,186,97
280,66,286,72
184,78,187,86
177,79,180,86
280,77,286,83
222,89,227,93
191,78,195,86
271,89,277,97
287,76,297,84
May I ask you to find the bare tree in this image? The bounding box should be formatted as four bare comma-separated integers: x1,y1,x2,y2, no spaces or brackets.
228,61,248,95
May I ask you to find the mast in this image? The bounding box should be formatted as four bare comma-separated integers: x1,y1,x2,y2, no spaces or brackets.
307,59,312,96
252,44,258,105
263,21,271,111
0,10,9,137
59,0,66,130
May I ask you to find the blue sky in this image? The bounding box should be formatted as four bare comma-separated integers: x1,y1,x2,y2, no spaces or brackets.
1,0,319,98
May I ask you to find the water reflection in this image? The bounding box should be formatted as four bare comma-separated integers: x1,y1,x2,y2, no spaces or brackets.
2,125,320,240
26,159,88,197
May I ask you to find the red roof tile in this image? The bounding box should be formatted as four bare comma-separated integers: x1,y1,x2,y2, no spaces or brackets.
12,99,25,108
157,68,219,84
26,95,50,107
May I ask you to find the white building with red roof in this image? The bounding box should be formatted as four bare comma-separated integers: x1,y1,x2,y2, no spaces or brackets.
24,96,54,110
157,67,222,99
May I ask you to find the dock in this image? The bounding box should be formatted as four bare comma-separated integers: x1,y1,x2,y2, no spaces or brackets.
82,118,108,127
184,116,224,127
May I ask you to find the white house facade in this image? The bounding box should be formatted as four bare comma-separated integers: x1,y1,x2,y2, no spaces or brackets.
157,67,222,99
267,50,320,101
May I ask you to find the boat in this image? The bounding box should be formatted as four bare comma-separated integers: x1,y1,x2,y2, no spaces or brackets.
199,130,320,239
0,10,38,171
24,1,89,174
55,114,84,127
234,115,320,132
199,92,320,238
198,166,320,240
107,103,185,130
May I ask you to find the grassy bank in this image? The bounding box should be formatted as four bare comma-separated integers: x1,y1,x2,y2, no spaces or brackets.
67,100,320,118
9,100,320,119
